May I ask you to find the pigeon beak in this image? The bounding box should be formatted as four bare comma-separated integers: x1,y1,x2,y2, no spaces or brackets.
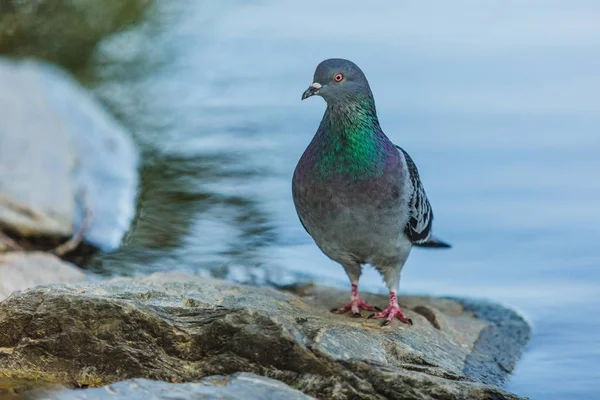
301,82,322,100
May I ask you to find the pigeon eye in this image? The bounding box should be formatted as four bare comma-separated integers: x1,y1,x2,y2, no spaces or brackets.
333,73,344,82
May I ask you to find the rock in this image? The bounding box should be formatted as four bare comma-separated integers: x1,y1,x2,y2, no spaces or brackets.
0,58,138,253
0,252,86,302
25,373,316,400
0,0,153,69
0,273,530,400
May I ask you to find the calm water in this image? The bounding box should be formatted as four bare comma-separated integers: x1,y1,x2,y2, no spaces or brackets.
86,2,600,399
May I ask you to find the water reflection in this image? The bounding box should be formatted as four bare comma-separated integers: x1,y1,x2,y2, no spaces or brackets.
91,149,279,280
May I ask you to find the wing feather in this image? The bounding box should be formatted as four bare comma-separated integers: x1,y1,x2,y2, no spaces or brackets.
396,146,434,244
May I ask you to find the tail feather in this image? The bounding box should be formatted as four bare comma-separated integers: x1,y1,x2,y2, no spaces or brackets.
414,236,451,249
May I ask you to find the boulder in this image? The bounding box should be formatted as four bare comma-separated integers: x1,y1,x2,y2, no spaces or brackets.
0,58,138,254
0,0,153,69
26,373,316,400
0,273,530,400
0,252,85,302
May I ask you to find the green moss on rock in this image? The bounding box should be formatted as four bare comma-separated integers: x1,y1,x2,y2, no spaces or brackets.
0,0,153,69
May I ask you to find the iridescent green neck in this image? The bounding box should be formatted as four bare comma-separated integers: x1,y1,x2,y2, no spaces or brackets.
314,96,385,180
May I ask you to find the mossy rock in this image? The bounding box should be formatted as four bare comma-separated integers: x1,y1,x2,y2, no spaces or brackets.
0,0,153,69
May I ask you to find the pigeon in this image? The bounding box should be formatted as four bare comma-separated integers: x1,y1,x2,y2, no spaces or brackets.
293,58,450,326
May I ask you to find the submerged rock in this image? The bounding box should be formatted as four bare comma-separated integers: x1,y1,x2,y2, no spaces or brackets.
26,373,315,400
0,0,153,69
0,273,530,400
0,58,138,254
0,252,85,302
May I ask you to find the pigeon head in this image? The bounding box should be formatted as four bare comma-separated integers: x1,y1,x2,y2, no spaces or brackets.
301,58,373,105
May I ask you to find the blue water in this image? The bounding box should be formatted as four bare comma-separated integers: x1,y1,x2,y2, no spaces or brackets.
90,1,600,398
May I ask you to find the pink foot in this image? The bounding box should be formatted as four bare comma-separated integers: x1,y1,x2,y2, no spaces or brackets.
331,283,381,317
368,292,413,326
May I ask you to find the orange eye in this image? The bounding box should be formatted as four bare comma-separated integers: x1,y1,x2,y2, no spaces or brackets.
333,73,344,82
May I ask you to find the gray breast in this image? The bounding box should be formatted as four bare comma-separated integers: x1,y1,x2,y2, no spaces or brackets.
292,161,411,266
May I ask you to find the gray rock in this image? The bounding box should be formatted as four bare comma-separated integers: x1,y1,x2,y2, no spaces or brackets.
0,273,530,400
0,59,138,252
0,252,86,302
25,373,316,400
0,0,153,69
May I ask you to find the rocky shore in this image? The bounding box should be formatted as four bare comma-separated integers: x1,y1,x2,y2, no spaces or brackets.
0,273,530,399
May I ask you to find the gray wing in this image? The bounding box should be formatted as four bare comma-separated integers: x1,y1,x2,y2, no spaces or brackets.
396,146,434,244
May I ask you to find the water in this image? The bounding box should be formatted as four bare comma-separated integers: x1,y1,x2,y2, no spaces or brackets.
85,1,600,399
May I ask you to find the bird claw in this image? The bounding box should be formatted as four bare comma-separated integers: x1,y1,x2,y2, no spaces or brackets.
380,317,413,327
368,304,412,326
331,296,378,317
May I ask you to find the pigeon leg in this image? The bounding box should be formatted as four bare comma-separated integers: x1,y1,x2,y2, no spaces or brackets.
368,291,412,326
330,282,380,317
369,248,412,326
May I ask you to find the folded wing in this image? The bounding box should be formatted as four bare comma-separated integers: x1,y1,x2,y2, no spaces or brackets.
396,146,450,248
